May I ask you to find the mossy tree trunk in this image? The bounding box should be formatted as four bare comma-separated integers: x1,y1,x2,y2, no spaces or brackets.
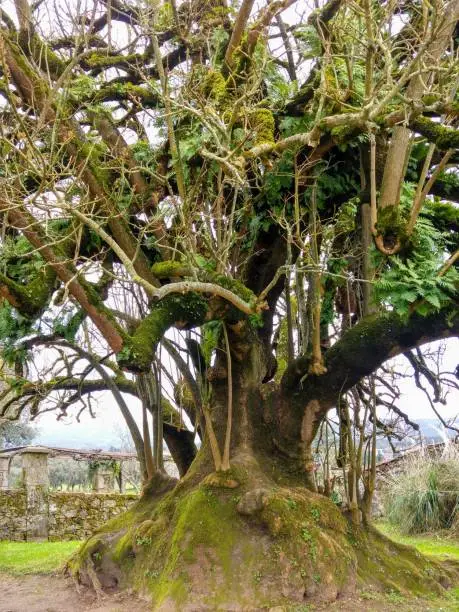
1,1,458,608
68,310,459,610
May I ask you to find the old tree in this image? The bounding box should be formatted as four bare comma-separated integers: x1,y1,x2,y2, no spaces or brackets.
0,0,459,606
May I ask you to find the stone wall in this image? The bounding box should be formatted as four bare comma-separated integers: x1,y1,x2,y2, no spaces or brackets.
0,490,27,541
0,490,137,541
48,492,137,540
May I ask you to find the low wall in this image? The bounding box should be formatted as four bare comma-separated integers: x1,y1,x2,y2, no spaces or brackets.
48,492,137,540
0,490,27,541
0,489,138,541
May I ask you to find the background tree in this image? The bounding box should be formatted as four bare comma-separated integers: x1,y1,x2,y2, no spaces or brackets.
49,457,90,490
0,0,458,607
0,418,36,449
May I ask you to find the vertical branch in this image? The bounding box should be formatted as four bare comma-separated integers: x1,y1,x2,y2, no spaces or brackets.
224,0,256,72
293,155,301,244
13,0,31,32
296,259,308,354
407,142,436,236
369,378,377,510
154,358,164,472
142,401,155,480
361,135,376,315
285,277,295,365
169,0,180,33
369,133,377,236
324,421,330,495
150,4,186,206
137,372,156,479
308,180,327,375
293,159,308,354
407,148,454,236
202,403,223,472
285,231,295,364
343,396,360,525
275,12,296,82
361,202,374,316
361,377,377,520
363,0,374,103
221,323,233,471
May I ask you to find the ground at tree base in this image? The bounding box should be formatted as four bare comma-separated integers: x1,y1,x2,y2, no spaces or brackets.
2,573,459,612
0,572,151,612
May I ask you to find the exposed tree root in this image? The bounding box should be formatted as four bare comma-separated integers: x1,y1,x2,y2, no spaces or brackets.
67,459,459,610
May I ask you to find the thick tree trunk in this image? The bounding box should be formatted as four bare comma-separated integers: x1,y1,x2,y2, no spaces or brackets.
68,308,459,608
68,347,459,608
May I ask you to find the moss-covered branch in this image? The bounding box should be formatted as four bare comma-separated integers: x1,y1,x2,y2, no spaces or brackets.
154,281,257,315
15,375,138,399
88,82,160,107
410,116,459,150
18,31,67,79
117,272,261,371
117,293,208,371
0,266,56,318
282,307,459,406
0,200,126,353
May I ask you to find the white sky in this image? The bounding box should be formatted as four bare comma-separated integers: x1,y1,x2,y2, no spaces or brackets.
34,337,459,450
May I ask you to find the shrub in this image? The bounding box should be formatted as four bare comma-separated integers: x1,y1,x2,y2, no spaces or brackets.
383,444,459,534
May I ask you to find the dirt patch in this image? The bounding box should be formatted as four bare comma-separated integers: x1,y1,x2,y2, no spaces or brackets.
0,572,455,611
0,573,151,612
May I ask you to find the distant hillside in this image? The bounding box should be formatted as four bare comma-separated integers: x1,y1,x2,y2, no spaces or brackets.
35,426,119,450
33,415,458,456
376,418,456,456
416,418,456,443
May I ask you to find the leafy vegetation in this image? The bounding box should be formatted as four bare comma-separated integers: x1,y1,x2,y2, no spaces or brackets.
0,419,36,449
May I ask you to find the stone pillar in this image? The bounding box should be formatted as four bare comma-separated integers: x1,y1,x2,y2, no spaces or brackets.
21,447,49,541
0,454,11,490
119,461,125,493
93,466,115,493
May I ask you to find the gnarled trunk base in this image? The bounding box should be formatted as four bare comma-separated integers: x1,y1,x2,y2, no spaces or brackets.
67,460,459,610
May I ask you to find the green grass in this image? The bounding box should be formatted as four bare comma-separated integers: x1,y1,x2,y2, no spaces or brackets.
0,540,81,575
376,522,459,561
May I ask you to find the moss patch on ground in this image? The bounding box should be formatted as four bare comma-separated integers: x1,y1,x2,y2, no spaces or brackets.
354,522,459,600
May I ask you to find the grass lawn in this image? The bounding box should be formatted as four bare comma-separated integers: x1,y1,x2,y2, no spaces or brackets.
0,540,81,574
375,522,459,561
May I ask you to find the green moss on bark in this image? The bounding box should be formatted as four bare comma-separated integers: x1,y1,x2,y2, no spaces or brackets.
68,471,459,610
410,117,459,150
117,293,208,371
0,266,56,318
249,109,275,145
18,32,66,78
375,205,407,242
203,69,228,105
151,261,192,278
355,524,457,597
